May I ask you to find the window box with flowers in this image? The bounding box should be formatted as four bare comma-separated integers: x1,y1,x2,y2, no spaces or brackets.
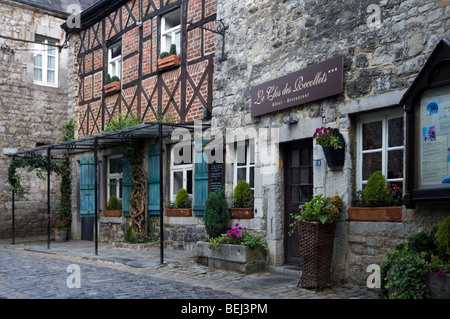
313,126,345,168
104,195,122,217
229,180,254,219
166,188,192,217
197,223,268,274
349,171,402,222
104,74,121,95
50,218,71,242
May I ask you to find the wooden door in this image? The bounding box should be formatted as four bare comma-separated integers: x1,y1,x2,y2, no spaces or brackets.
284,140,313,265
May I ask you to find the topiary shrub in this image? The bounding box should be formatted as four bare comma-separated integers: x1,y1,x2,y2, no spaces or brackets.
169,44,177,56
232,180,252,208
204,189,229,238
175,188,191,208
363,171,387,207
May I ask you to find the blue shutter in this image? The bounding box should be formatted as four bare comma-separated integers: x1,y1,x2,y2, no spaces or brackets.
122,159,132,217
193,138,208,216
148,145,160,216
80,157,96,217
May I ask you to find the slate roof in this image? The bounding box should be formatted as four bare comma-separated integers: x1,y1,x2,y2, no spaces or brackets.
11,0,100,16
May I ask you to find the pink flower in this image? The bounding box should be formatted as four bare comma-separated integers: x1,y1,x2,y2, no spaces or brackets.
438,269,445,277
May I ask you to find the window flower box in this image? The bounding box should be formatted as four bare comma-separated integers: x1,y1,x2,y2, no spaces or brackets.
104,209,122,217
158,55,180,69
229,207,254,219
104,81,121,94
348,206,402,222
165,208,192,217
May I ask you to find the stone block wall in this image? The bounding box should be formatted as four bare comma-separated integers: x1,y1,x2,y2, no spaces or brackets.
212,0,450,285
0,0,74,239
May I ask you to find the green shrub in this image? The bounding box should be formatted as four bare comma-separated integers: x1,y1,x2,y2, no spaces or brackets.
407,225,438,259
105,73,112,84
169,44,177,56
363,171,387,207
204,189,229,238
437,215,450,258
232,180,252,208
111,75,120,82
106,195,121,210
175,188,191,208
160,51,170,59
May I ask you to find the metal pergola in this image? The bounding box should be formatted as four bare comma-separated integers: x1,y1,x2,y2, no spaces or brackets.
8,122,209,264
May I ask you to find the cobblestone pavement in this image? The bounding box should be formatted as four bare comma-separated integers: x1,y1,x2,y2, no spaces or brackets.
0,238,378,301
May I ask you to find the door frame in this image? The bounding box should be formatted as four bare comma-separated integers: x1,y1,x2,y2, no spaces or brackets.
283,138,314,266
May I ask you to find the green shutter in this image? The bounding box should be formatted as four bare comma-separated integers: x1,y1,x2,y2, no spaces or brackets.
193,138,208,216
148,144,161,216
122,159,132,217
80,157,96,217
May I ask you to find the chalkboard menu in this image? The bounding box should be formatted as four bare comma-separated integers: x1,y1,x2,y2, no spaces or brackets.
209,162,224,192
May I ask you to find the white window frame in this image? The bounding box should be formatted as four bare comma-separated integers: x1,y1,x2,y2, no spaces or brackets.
233,140,255,193
107,155,123,201
108,41,122,79
170,148,193,203
356,108,404,191
34,36,59,87
161,8,181,55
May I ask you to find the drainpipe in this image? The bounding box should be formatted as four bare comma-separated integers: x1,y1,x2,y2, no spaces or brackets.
47,148,51,250
94,138,99,255
159,123,164,264
11,155,15,245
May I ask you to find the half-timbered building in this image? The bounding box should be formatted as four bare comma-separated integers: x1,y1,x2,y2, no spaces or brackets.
61,0,217,244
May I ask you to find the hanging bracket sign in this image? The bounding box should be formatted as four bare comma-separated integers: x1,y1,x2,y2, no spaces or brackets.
251,55,343,117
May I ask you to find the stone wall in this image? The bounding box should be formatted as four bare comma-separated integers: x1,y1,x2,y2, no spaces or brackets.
212,0,450,285
0,0,73,239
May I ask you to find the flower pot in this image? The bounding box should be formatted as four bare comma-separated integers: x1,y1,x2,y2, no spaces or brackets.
298,221,337,291
158,55,180,69
104,209,122,217
54,228,69,242
229,207,254,219
348,206,402,222
165,208,192,217
104,81,121,94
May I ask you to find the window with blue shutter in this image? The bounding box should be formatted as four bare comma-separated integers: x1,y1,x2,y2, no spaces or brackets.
80,157,96,217
148,144,161,215
193,138,208,216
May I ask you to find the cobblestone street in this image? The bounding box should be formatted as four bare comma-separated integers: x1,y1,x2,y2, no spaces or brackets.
0,238,377,302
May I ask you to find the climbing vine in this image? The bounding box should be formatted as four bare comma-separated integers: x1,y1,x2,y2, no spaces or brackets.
7,154,62,199
104,114,148,240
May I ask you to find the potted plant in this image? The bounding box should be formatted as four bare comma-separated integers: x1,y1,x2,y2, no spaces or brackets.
313,126,345,168
50,217,70,242
165,188,192,217
290,194,343,290
229,180,254,219
349,171,402,222
104,195,122,217
104,73,121,94
158,44,180,69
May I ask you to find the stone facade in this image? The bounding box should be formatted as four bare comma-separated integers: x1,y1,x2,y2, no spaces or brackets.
212,0,450,286
0,0,74,239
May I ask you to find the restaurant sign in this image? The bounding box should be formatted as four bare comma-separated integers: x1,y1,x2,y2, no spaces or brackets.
251,55,343,117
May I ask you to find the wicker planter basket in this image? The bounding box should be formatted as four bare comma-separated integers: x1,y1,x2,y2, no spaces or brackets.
298,221,337,291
